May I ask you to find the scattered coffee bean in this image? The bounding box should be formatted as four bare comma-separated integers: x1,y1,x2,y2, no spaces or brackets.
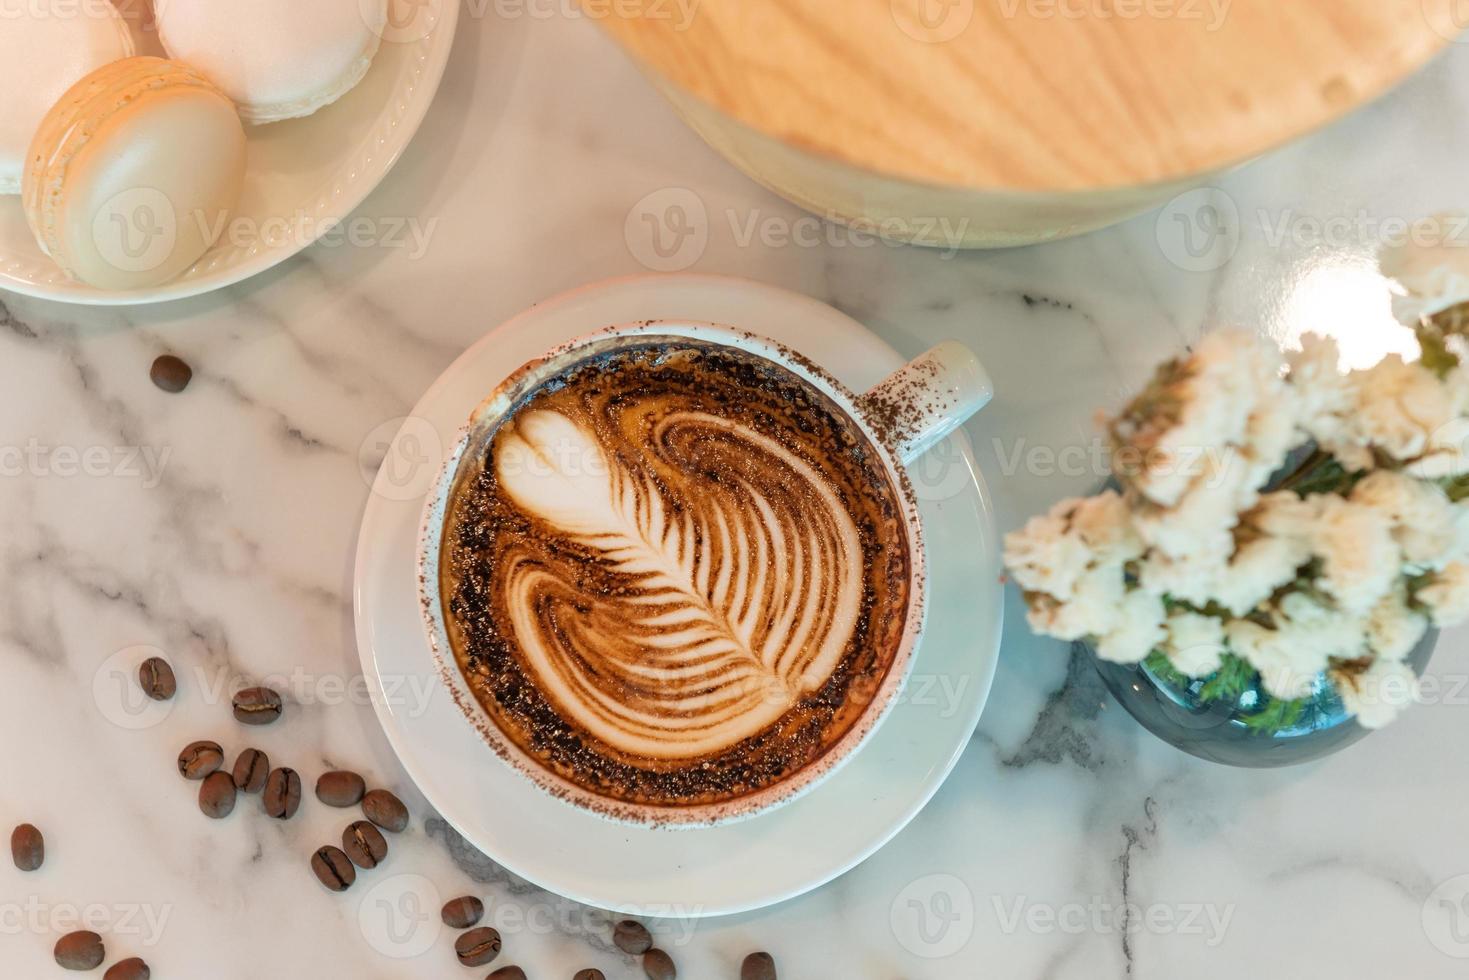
149,354,192,393
55,930,105,971
342,820,388,869
643,948,677,980
361,789,408,833
441,895,484,929
178,740,224,780
232,748,270,793
574,970,606,980
487,968,526,980
137,658,176,701
310,846,356,892
742,951,777,980
613,920,653,955
232,686,283,725
454,927,502,967
263,767,302,820
11,823,43,872
199,771,238,819
315,770,366,808
104,957,150,980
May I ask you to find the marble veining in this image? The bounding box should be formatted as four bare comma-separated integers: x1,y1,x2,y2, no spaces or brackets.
1,11,1468,980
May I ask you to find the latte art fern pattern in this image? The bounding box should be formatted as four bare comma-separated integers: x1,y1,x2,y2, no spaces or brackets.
495,409,864,759
444,342,912,807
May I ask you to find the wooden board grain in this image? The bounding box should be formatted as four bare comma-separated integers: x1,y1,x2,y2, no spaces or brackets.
593,0,1457,191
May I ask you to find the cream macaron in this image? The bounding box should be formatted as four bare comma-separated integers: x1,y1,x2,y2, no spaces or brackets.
0,0,135,195
23,57,247,291
154,0,388,125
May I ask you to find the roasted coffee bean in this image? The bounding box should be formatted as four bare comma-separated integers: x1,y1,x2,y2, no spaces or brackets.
311,846,356,892
741,952,777,980
441,895,484,929
150,355,192,393
178,740,224,780
232,748,270,793
11,823,43,871
137,658,176,701
232,686,283,725
263,767,302,820
454,927,502,967
574,970,606,980
487,968,526,980
199,771,238,819
104,957,151,980
55,930,105,970
342,820,388,869
613,920,653,955
315,770,366,808
361,789,408,833
643,949,677,980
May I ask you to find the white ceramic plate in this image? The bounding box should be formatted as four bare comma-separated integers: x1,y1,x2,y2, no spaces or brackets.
352,274,1003,916
0,0,458,306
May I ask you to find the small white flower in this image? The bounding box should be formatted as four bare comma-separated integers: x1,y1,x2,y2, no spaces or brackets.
1289,335,1372,472
1023,564,1126,641
1312,496,1400,616
1212,532,1312,616
1417,561,1469,627
1350,470,1460,569
1003,505,1093,601
1124,331,1296,562
1333,659,1420,730
1067,491,1145,565
1163,611,1225,677
1379,214,1469,324
1094,590,1166,665
1355,355,1461,466
1366,585,1429,661
1225,620,1326,701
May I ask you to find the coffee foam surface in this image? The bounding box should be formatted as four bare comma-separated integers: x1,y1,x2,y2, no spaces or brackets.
442,342,911,808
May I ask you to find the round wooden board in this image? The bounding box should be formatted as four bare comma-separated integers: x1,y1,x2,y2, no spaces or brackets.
593,0,1457,192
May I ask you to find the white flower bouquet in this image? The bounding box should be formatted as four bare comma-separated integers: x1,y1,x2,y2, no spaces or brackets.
1004,265,1469,734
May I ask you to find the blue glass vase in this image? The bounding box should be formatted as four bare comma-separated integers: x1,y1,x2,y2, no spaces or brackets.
1090,631,1437,767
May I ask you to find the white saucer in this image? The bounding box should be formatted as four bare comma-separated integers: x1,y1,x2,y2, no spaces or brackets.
0,0,458,305
352,273,1002,916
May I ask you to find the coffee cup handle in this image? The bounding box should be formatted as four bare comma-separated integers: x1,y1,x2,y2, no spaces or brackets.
858,341,994,466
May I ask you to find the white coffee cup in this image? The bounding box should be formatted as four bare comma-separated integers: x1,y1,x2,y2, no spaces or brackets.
419,321,992,827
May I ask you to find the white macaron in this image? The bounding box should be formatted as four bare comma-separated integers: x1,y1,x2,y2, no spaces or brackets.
154,0,388,125
0,0,135,195
24,57,247,291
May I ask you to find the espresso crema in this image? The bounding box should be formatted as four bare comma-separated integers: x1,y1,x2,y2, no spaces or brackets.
441,341,912,810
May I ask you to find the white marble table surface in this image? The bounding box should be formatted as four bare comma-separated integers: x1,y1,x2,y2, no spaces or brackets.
4,11,1469,980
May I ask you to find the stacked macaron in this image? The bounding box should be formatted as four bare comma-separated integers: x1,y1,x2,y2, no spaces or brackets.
0,0,134,196
23,59,248,291
155,0,389,125
5,0,391,291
